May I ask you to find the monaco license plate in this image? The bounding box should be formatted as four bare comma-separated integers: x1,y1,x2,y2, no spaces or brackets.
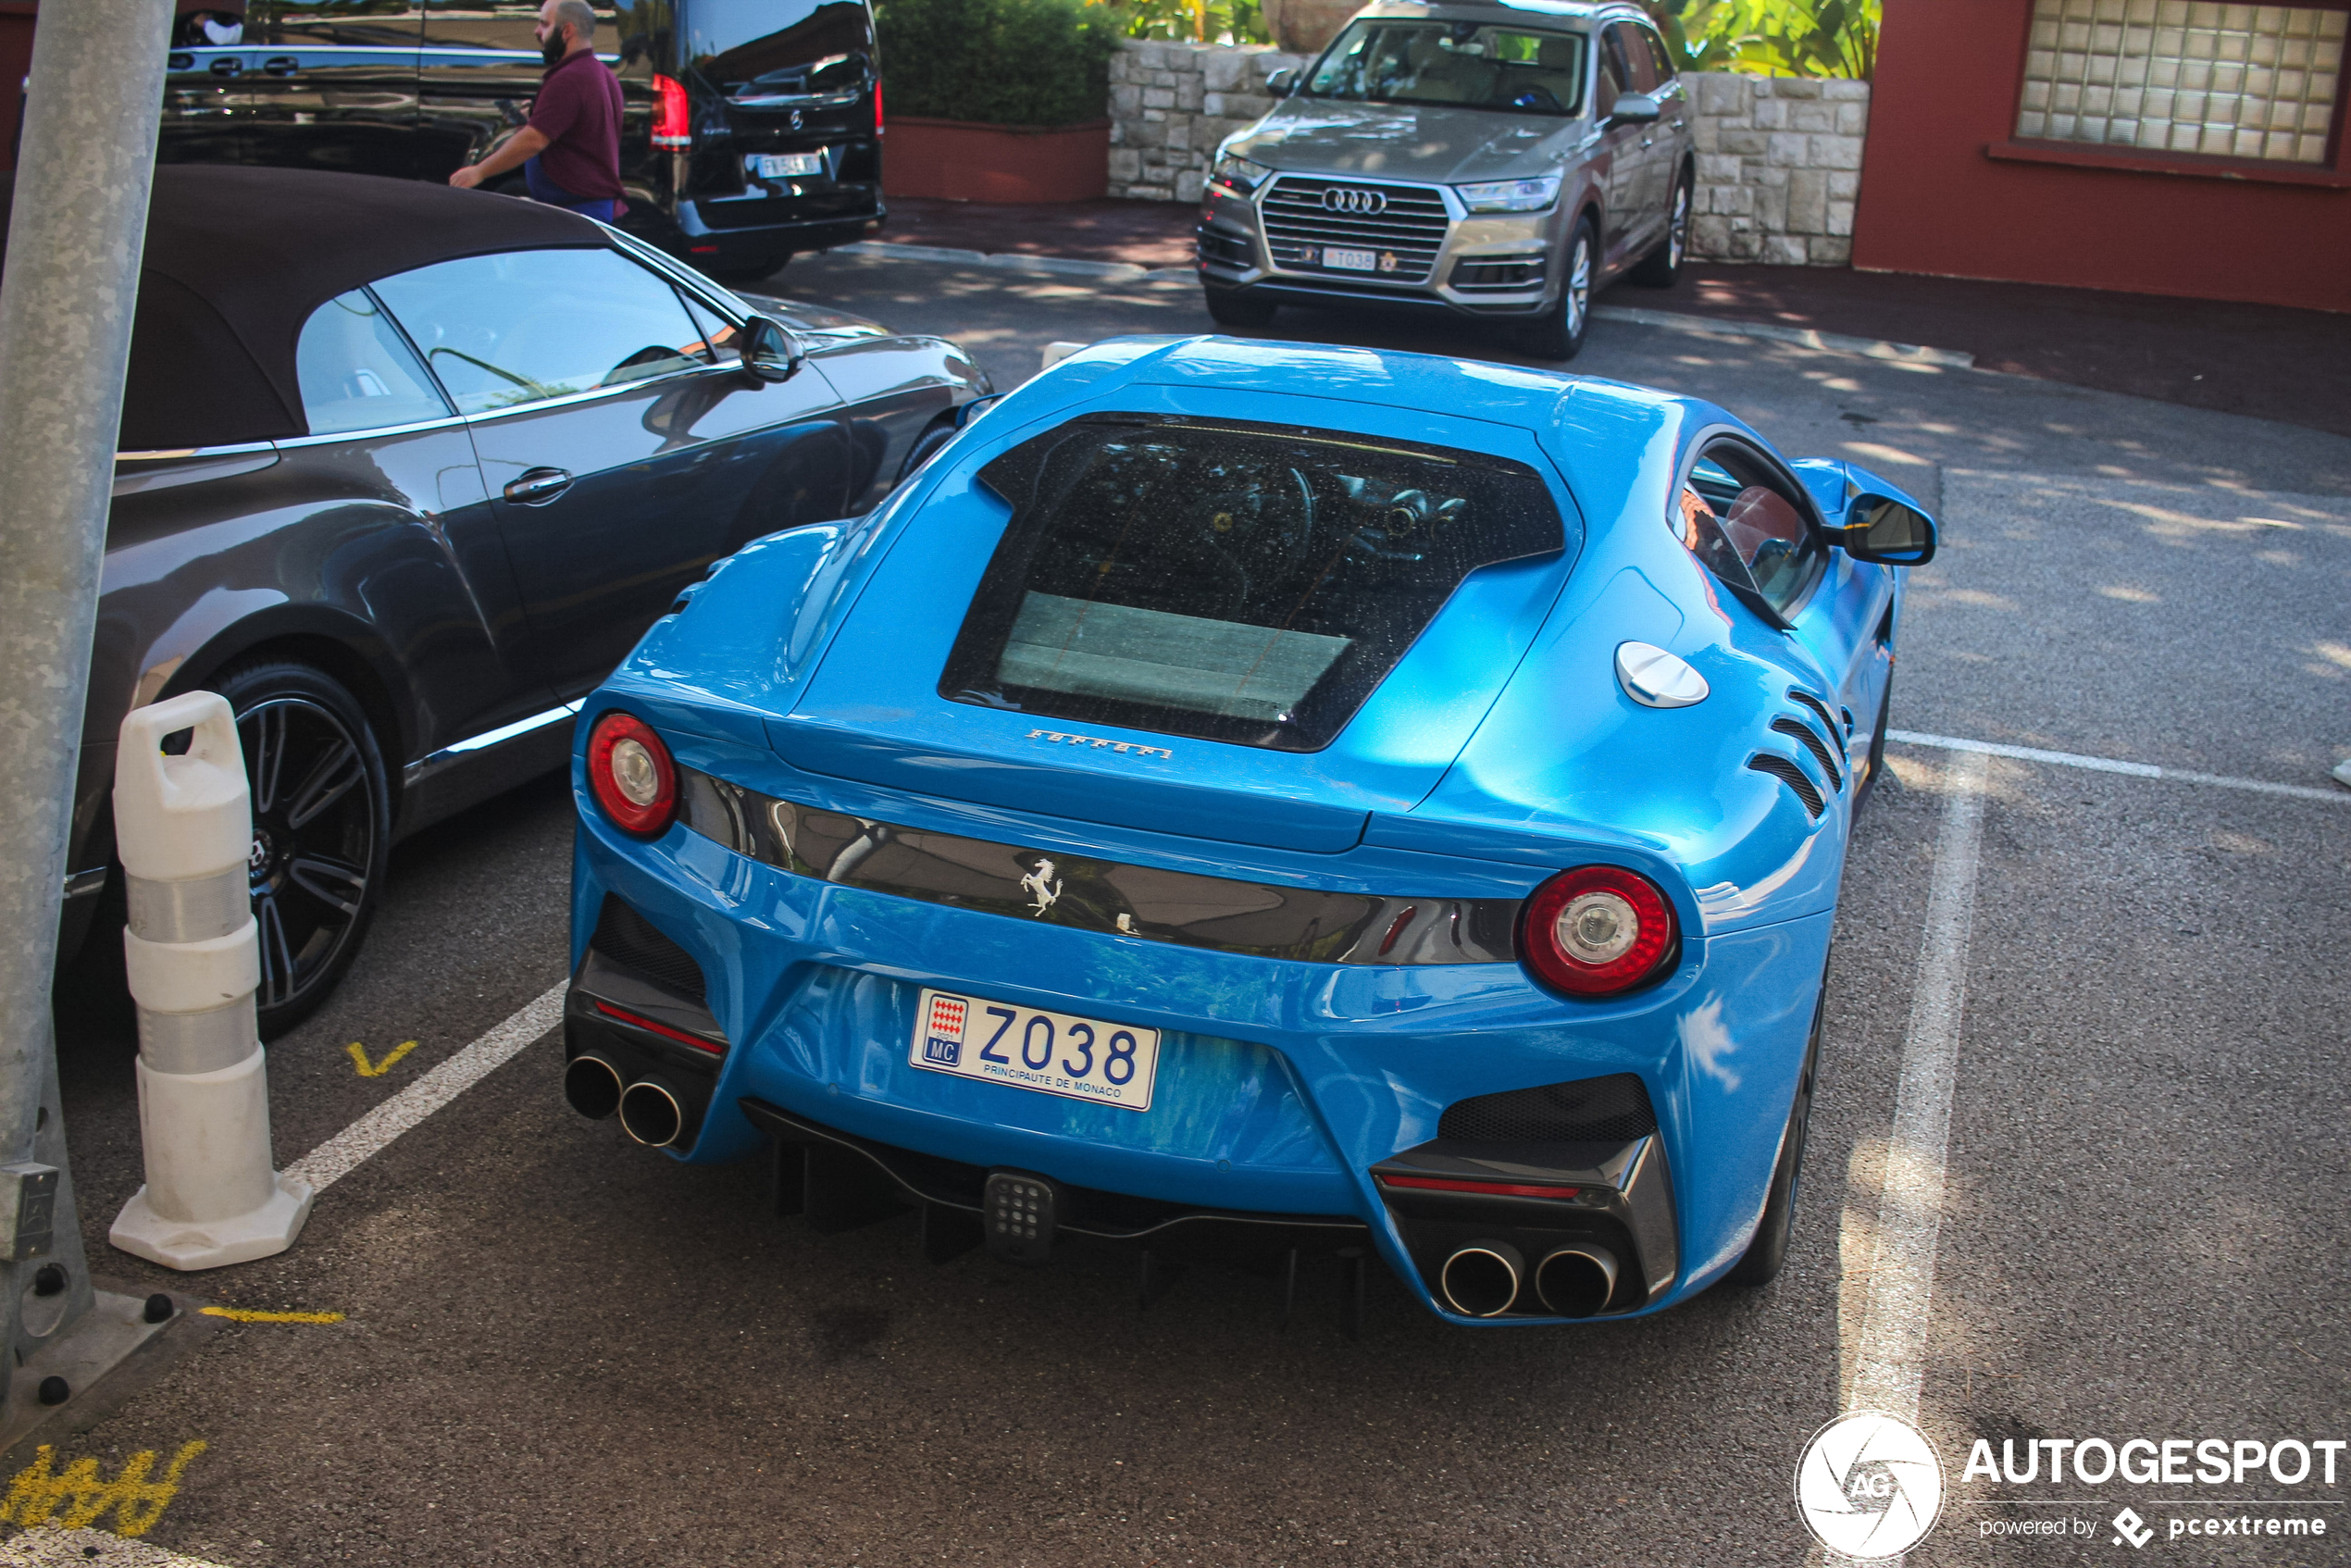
1322,246,1378,271
911,989,1160,1113
753,152,824,179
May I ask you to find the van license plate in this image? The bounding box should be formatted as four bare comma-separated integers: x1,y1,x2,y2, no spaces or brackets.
753,153,824,178
1323,246,1377,271
910,989,1160,1113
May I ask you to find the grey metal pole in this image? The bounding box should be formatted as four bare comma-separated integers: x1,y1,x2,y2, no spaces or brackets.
0,0,176,1422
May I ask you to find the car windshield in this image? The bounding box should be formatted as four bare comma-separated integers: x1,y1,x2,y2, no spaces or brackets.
939,415,1567,752
1304,20,1589,117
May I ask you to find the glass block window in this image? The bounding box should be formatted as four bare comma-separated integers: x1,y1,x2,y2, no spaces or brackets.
2017,0,2345,165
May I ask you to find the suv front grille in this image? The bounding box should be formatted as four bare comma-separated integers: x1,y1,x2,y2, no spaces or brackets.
1261,177,1449,284
1438,1073,1658,1145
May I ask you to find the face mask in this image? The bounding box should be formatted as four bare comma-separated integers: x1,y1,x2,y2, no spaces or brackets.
200,17,243,44
541,31,566,66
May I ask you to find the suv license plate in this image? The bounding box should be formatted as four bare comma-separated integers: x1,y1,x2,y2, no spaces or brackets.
1323,246,1377,271
753,152,824,178
910,989,1160,1113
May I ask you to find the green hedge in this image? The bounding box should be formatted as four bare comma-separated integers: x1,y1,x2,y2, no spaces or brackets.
877,0,1123,128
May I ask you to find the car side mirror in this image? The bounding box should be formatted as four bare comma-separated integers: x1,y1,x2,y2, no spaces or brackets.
1842,495,1937,565
740,315,801,383
1610,92,1661,126
1264,67,1298,96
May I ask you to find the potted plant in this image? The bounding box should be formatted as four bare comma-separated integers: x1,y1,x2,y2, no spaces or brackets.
877,0,1124,202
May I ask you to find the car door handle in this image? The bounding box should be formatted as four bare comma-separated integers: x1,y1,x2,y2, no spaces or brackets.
503,467,573,505
208,56,242,76
261,56,299,76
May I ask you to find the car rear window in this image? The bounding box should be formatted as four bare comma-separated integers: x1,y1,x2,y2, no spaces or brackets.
672,0,875,94
939,415,1567,752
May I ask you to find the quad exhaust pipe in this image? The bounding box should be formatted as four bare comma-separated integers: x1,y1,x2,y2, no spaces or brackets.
1438,1240,1621,1318
564,1056,688,1150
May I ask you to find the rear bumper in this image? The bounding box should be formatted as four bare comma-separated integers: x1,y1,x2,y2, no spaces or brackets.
673,197,885,261
567,749,1832,1322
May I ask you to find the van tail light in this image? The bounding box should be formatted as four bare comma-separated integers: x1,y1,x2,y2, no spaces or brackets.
1520,865,1677,997
874,81,884,136
652,74,690,149
587,711,678,837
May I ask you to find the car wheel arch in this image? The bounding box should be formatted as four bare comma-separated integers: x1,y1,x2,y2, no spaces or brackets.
161,617,414,815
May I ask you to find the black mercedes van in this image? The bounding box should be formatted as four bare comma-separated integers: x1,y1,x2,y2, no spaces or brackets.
159,0,883,281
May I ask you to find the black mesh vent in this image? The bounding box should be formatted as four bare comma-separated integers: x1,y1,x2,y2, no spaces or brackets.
1438,1073,1658,1145
589,897,707,1003
1748,753,1825,817
1771,715,1845,790
1785,688,1843,746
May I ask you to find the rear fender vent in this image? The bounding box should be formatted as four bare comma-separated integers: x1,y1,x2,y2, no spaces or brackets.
1785,689,1846,751
1748,753,1826,818
1770,715,1845,791
589,897,708,1004
1438,1072,1658,1145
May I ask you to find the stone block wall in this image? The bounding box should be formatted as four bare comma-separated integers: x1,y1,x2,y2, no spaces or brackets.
1107,42,1309,204
1687,73,1871,266
1105,42,1873,267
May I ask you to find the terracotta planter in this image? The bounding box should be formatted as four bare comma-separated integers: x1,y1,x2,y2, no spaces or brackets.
1261,0,1361,56
881,117,1111,204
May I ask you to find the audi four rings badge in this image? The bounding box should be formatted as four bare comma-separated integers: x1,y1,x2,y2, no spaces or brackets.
1323,187,1387,215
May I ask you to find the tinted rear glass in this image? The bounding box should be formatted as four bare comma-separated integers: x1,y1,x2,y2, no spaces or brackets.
940,415,1567,753
674,0,874,93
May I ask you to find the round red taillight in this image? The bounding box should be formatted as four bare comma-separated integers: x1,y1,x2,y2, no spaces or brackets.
1520,865,1677,997
587,711,677,837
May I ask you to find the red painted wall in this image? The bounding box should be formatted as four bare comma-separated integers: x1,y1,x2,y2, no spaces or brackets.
1853,0,2351,312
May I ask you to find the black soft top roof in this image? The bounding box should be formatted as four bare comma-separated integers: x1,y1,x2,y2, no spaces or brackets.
108,167,608,450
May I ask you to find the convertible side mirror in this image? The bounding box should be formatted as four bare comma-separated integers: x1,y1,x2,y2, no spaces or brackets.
1610,92,1661,126
1264,67,1299,95
740,315,802,383
1842,495,1937,565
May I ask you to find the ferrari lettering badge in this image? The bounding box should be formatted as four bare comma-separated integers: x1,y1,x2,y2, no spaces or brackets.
1025,728,1173,759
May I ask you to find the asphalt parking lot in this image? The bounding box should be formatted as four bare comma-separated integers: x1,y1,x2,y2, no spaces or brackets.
25,258,2351,1567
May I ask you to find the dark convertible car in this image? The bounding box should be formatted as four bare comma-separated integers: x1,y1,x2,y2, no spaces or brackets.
58,166,985,1032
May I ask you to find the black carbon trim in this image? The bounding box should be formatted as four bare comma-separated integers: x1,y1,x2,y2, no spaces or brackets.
675,767,1521,966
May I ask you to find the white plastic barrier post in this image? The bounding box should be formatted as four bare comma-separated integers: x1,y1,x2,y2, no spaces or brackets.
108,692,313,1269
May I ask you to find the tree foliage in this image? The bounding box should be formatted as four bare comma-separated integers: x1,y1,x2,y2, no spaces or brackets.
877,0,1125,126
1087,0,1270,44
1644,0,1878,79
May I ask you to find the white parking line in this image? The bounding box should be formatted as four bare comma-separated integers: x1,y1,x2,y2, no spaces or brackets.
1848,749,1989,1427
283,981,566,1194
0,1524,232,1566
1890,728,2348,804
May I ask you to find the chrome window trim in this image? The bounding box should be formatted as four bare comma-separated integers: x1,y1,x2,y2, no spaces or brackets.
675,767,1523,967
271,411,473,449
117,440,277,461
451,358,725,424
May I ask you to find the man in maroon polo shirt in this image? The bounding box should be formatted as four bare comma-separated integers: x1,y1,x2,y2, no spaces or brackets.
447,0,626,223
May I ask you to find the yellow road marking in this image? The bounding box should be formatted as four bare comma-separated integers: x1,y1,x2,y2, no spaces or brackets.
197,1308,345,1324
0,1440,207,1537
345,1039,418,1077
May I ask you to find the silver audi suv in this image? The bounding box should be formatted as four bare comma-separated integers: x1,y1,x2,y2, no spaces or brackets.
1196,0,1693,358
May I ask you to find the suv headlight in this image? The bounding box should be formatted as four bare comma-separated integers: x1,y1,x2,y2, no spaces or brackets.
1456,175,1561,213
1212,154,1273,193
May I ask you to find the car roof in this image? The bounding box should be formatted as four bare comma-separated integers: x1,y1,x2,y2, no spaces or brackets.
1354,0,1636,26
97,167,606,450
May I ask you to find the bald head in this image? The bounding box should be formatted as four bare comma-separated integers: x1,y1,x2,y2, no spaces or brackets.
541,0,597,50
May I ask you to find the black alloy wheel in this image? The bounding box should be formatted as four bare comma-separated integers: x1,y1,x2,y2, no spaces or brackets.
1725,968,1828,1287
1628,171,1690,289
1514,216,1595,361
1202,285,1278,330
217,662,392,1039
